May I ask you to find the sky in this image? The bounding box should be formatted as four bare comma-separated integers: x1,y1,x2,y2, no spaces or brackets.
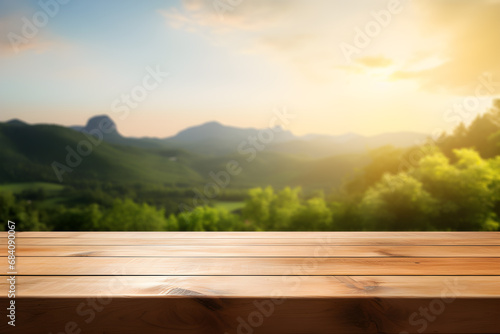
1,0,500,138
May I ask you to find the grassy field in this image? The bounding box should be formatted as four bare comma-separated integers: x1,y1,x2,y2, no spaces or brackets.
213,201,245,212
0,182,64,193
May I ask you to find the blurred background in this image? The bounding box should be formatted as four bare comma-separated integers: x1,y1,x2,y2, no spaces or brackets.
1,0,500,231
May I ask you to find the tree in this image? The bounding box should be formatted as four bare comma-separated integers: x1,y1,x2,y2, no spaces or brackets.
291,197,332,230
269,187,302,230
98,199,166,231
440,100,500,158
417,149,500,230
0,191,48,231
242,187,275,229
165,214,179,231
51,204,103,231
177,206,242,231
360,173,436,230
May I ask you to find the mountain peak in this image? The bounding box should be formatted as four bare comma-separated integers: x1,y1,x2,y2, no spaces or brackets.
83,115,119,135
201,121,223,127
85,114,115,128
6,119,28,126
171,121,231,142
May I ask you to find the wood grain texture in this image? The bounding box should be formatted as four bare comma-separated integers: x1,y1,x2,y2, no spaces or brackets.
3,244,499,257
4,256,500,275
1,231,499,333
1,276,498,298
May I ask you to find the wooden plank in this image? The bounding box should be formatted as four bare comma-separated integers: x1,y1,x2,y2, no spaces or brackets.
4,244,499,257
4,257,500,275
1,276,498,298
1,297,498,334
12,231,500,239
4,236,500,245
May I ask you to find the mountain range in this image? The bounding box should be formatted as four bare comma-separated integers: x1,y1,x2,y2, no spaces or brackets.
71,115,427,158
0,115,427,189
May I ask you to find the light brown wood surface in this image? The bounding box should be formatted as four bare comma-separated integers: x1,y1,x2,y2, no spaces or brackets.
0,231,499,333
4,256,500,275
3,244,498,257
1,275,499,298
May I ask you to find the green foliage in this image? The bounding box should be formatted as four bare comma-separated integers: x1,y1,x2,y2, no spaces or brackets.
51,204,103,231
0,182,64,193
2,145,500,231
242,186,332,230
165,214,179,231
344,146,405,194
269,187,302,230
359,149,500,231
0,191,48,231
213,201,245,213
291,197,332,230
97,199,166,231
360,173,436,230
440,100,500,158
177,206,243,231
242,186,275,229
416,149,499,230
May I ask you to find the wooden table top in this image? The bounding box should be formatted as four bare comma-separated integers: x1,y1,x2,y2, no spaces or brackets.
1,231,499,333
2,231,499,298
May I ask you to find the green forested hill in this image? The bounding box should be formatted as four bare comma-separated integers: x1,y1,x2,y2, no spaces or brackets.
0,121,369,189
0,122,203,185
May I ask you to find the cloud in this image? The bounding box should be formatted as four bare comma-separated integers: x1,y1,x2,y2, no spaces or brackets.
159,0,344,81
390,0,500,95
160,0,299,33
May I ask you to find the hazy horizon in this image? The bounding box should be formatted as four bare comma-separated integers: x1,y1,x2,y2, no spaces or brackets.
0,112,431,139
